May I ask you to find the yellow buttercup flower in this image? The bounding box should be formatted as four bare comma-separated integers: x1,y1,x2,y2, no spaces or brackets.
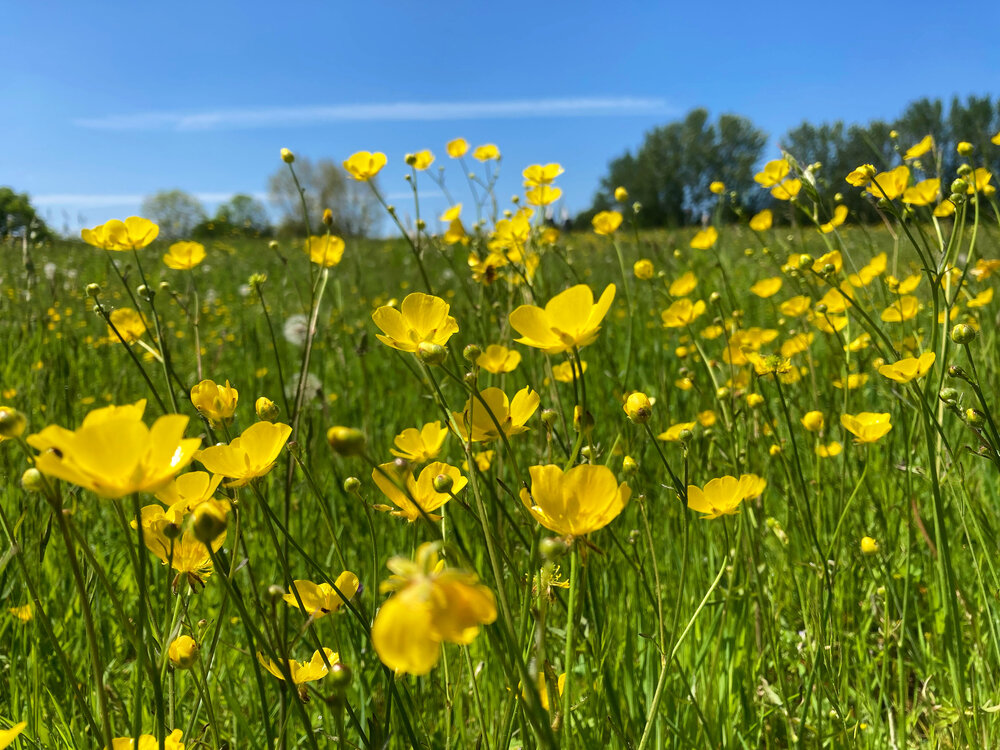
592,210,623,236
305,235,345,267
391,421,449,464
669,271,697,297
845,164,875,187
258,648,340,684
815,441,842,458
168,635,199,669
477,344,522,374
372,543,496,675
343,151,387,181
749,209,773,232
452,386,539,442
445,137,469,157
754,159,790,187
709,180,725,194
661,298,706,328
138,501,228,586
878,352,935,383
866,165,910,200
623,392,652,424
902,178,940,207
690,226,718,250
284,572,360,617
551,360,586,383
195,421,292,486
880,295,919,322
520,464,630,537
28,403,199,499
108,307,148,344
903,134,934,160
372,293,459,353
163,241,206,270
820,204,848,233
509,283,615,354
81,216,159,251
110,729,185,750
771,178,802,201
473,144,500,162
686,474,766,520
633,258,654,280
657,421,696,442
155,471,223,511
841,412,892,443
372,461,467,522
614,186,628,202
780,295,811,317
405,150,434,170
0,723,25,750
750,277,782,298
190,379,238,426
967,288,993,308
522,163,564,186
801,411,824,432
525,185,562,206
847,252,887,287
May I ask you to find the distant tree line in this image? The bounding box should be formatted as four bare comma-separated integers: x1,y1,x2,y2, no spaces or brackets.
580,95,1000,227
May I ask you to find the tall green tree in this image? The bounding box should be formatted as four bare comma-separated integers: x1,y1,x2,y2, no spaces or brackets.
140,189,207,240
0,187,50,241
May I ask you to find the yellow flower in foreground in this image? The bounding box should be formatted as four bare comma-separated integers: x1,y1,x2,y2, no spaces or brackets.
845,164,875,187
391,421,449,464
880,295,919,322
446,137,469,158
139,501,228,584
750,277,782,298
669,271,697,297
902,178,940,207
155,471,223,511
801,411,825,432
509,283,615,354
690,226,718,250
81,216,159,251
861,536,879,555
108,307,147,344
526,185,562,206
686,474,766,519
28,404,199,499
473,143,501,161
477,344,522,374
820,204,848,233
372,543,497,675
592,210,623,236
110,729,185,750
903,134,934,160
0,723,25,749
709,180,725,195
258,648,339,684
771,179,802,201
163,241,206,270
343,151,387,181
284,572,360,617
190,379,238,426
8,604,32,622
614,186,628,202
453,387,539,442
755,159,790,187
372,461,467,522
305,235,345,267
841,412,892,443
520,464,630,537
372,293,459,353
168,635,199,669
866,165,910,200
633,258,654,280
749,209,773,232
878,351,935,383
661,298,706,328
196,421,292,486
523,163,564,186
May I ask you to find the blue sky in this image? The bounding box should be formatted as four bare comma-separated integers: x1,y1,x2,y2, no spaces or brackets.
5,0,1000,234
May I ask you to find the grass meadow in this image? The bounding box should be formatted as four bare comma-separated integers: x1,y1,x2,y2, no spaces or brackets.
2,145,1000,749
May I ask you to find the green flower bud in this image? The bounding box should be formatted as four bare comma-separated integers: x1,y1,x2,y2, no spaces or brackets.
950,323,976,345
327,426,366,456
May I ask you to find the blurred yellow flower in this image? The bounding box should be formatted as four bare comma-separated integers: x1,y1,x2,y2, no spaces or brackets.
771,179,802,201
657,421,696,442
305,235,345,267
661,298,706,328
522,163,564,186
551,360,586,383
780,296,811,317
190,379,238,427
526,185,562,206
709,180,725,194
391,421,449,464
866,165,909,200
446,138,469,158
284,572,360,617
405,150,434,170
372,460,467,522
841,412,892,443
801,411,824,432
878,352,935,383
452,386,539,442
845,164,875,187
110,729,184,750
880,295,919,322
820,204,848,233
343,151,387,181
509,283,615,354
372,292,459,353
520,464,630,536
163,241,206,270
0,723,26,749
754,159,790,187
108,307,148,344
29,404,199,499
477,344,522,374
633,258,654,280
686,474,766,519
815,441,843,458
82,216,159,251
614,186,629,202
690,226,718,250
155,471,222,511
591,210,623,236
902,178,940,207
967,288,994,308
903,135,934,160
196,421,292,486
749,209,772,232
473,144,501,162
258,648,339,684
669,271,697,297
168,635,199,669
750,277,782,298
372,543,496,675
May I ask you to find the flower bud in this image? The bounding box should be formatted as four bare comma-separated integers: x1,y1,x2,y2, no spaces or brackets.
322,208,334,227
281,148,295,164
633,259,654,280
709,291,722,304
966,408,986,428
950,323,976,345
267,584,286,603
938,387,959,404
255,397,279,421
268,240,279,251
951,179,968,194
949,192,966,206
957,163,973,178
573,406,594,434
622,455,638,474
329,662,352,690
0,407,27,438
168,635,199,669
580,446,594,461
462,344,482,362
678,428,694,444
343,476,361,493
541,409,558,427
86,283,101,298
192,502,228,543
417,342,448,365
539,537,568,560
21,468,43,492
327,426,366,456
715,386,730,400
623,392,652,424
797,254,813,270
956,141,973,156
614,186,628,202
432,473,454,494
860,536,879,555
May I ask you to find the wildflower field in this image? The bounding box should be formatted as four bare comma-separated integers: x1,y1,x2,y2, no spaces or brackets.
4,136,1000,750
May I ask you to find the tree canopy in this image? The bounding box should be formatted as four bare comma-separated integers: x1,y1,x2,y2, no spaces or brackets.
268,157,381,238
140,190,207,240
0,187,50,241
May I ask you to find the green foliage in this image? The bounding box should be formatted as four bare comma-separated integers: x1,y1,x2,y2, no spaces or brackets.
0,187,51,241
140,189,208,240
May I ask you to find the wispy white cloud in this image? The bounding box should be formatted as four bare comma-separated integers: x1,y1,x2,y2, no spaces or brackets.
74,97,673,131
33,191,268,208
